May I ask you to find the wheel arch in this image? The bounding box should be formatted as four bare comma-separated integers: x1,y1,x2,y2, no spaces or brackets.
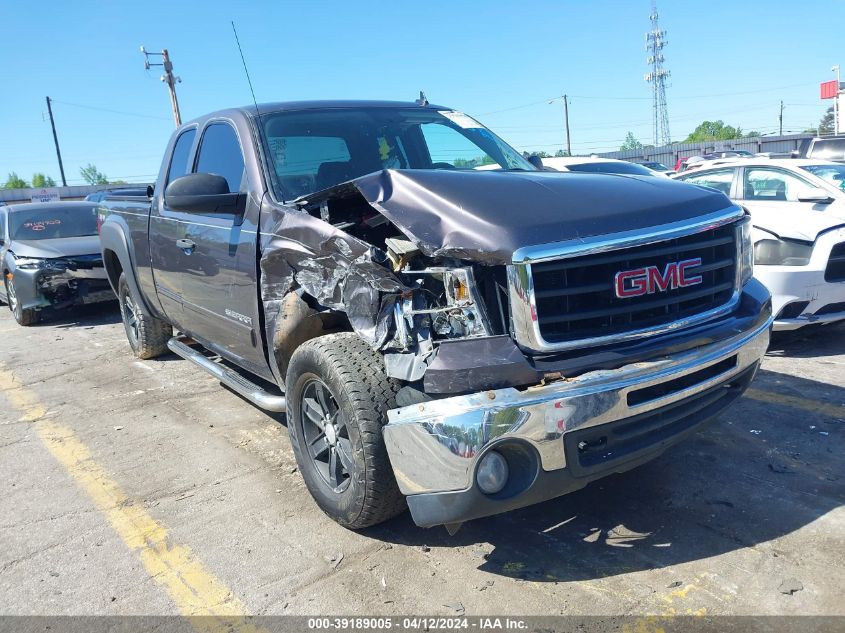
98,221,154,315
270,292,352,389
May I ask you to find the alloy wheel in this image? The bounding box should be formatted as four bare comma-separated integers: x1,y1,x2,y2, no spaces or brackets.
299,378,352,493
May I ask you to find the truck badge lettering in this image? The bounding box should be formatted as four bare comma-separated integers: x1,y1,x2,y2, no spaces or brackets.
224,309,253,325
614,258,703,298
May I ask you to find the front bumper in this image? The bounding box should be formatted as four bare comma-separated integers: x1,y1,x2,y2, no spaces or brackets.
384,311,772,528
12,265,111,311
758,226,845,331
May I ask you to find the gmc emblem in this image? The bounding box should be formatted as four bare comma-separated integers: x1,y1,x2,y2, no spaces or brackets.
614,258,703,299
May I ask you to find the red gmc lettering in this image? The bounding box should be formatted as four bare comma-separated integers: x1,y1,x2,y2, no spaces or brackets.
614,258,703,298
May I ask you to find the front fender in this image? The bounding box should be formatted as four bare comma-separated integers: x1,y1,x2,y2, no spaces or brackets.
5,258,47,310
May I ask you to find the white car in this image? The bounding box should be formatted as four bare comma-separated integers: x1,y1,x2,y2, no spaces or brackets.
540,156,667,176
676,159,845,330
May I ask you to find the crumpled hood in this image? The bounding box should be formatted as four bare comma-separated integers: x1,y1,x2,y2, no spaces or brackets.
10,236,103,260
345,169,734,263
749,204,845,242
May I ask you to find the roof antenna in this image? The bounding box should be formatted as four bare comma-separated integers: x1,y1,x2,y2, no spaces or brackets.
415,91,428,106
231,21,260,116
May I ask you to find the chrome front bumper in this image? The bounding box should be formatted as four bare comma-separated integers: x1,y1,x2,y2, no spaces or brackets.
384,315,771,497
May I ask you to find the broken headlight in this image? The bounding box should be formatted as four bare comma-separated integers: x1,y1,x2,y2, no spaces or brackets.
14,257,68,272
402,267,491,340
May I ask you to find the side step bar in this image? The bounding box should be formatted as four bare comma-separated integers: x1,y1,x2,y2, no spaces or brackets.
167,336,287,413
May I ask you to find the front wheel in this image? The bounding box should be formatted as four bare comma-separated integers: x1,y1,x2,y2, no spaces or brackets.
5,277,38,326
118,272,171,359
286,333,405,529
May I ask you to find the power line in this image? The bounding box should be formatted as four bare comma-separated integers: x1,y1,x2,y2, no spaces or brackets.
50,99,171,121
479,83,820,117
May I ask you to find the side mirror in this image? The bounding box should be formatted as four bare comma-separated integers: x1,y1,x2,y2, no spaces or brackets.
527,154,544,170
797,187,833,203
165,173,244,214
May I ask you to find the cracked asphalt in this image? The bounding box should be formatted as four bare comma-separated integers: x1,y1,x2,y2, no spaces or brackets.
0,302,843,618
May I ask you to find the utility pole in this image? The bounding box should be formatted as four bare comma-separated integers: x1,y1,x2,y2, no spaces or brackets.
563,95,571,156
833,65,841,135
45,97,67,187
779,100,784,136
141,46,182,127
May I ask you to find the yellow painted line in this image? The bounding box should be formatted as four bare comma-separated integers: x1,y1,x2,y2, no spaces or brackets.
0,366,263,632
745,387,845,419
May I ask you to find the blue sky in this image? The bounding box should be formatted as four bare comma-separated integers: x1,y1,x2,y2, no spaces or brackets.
1,0,842,185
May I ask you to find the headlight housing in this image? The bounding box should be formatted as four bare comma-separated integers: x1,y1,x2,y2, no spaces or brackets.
14,257,67,271
753,238,813,266
737,216,754,285
399,267,490,341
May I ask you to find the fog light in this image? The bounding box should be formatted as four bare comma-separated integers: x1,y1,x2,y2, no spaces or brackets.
476,450,509,495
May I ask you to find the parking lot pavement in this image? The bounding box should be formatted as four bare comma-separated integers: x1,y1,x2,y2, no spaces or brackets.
0,301,843,619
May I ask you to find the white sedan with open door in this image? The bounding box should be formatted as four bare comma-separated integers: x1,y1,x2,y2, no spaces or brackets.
675,159,845,330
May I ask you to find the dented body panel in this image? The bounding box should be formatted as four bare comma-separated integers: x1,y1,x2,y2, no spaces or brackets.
99,100,772,528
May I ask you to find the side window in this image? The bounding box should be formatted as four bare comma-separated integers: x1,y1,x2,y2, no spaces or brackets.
680,169,735,196
420,123,495,169
195,123,246,193
0,211,5,242
166,128,196,187
744,168,813,202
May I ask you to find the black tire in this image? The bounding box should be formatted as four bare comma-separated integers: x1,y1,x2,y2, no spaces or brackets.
118,272,171,359
5,277,38,326
286,333,405,529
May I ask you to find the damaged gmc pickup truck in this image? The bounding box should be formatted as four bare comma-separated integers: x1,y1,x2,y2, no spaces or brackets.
99,100,773,531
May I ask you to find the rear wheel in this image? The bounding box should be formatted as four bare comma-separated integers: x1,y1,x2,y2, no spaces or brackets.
5,277,38,326
118,272,171,359
286,333,405,529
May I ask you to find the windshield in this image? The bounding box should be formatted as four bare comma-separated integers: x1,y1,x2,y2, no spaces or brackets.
564,161,656,176
644,162,669,171
801,163,845,191
259,107,535,200
9,205,98,240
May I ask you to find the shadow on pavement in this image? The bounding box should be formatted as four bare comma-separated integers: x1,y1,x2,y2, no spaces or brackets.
31,300,121,328
767,322,845,359
369,367,844,582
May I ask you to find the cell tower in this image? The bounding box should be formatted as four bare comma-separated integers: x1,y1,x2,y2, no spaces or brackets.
645,0,671,146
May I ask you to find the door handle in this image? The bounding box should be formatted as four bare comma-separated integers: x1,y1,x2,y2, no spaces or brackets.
176,238,196,253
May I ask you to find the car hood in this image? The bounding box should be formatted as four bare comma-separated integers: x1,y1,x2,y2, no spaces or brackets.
308,169,735,264
749,204,845,242
10,236,102,259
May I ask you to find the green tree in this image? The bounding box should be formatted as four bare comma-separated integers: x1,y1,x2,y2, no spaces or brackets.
4,172,28,189
554,149,570,157
819,106,835,136
744,131,761,138
80,164,108,185
31,173,56,187
684,120,743,142
620,131,643,151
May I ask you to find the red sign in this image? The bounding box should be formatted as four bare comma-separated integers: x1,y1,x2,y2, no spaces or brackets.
821,80,839,99
614,258,703,299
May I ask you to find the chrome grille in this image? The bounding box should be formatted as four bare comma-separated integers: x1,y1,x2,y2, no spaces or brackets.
531,224,737,344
